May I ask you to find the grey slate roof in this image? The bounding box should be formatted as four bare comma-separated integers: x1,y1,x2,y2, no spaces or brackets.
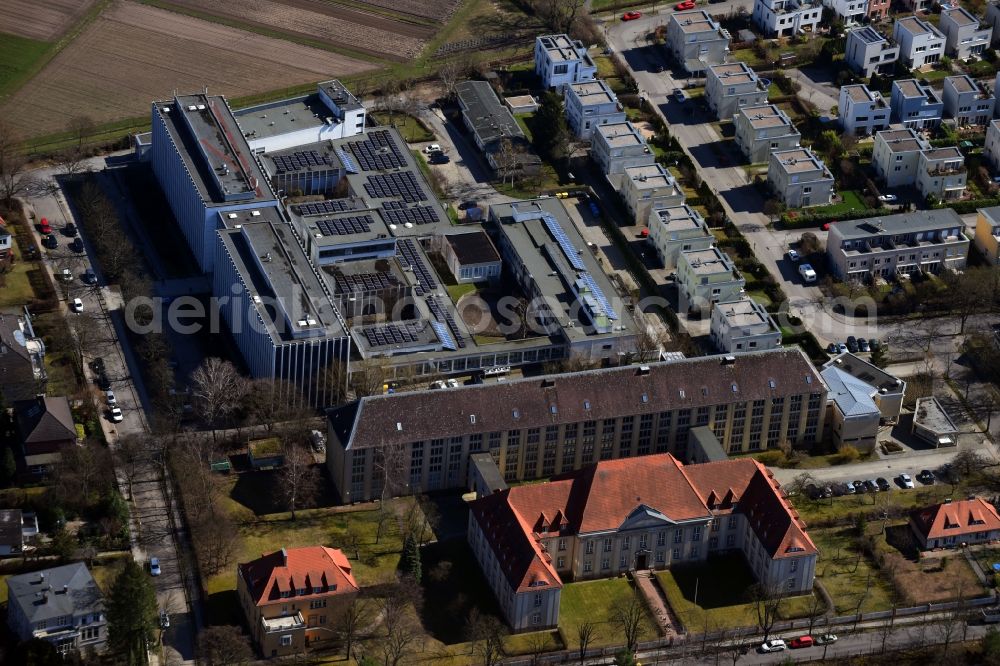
820,366,880,418
7,563,104,624
13,396,75,445
456,80,525,146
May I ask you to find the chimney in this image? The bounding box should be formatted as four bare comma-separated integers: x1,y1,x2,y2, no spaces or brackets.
281,547,288,565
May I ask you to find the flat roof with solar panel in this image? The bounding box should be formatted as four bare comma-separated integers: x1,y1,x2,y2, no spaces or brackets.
352,320,441,355
294,199,361,216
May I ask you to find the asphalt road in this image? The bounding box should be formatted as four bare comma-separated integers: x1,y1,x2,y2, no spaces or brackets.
24,160,197,664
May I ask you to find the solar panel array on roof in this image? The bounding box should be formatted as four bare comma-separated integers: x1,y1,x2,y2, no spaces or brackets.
578,272,618,321
347,129,407,171
397,239,437,296
271,150,333,174
364,172,426,203
362,322,425,348
295,199,352,216
543,213,586,271
316,215,374,236
430,320,457,351
382,205,439,226
336,148,359,174
334,271,397,293
427,296,467,348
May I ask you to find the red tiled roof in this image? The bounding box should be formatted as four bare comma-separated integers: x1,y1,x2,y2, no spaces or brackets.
239,546,359,607
469,454,817,592
910,498,1000,541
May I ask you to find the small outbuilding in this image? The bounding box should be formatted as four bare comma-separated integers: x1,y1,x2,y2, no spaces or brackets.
439,231,501,284
912,396,959,447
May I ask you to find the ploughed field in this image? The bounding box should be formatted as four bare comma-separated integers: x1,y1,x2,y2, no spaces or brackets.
0,0,96,40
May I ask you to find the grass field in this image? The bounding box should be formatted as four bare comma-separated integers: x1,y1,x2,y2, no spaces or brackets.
811,526,896,614
0,33,52,99
559,578,660,648
371,112,434,143
794,484,956,526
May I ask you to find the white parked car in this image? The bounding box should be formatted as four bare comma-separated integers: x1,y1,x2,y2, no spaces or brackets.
799,263,817,282
71,298,84,313
423,144,442,154
879,194,898,203
61,268,73,282
110,407,123,423
759,638,787,652
787,249,801,262
106,390,117,406
899,473,915,489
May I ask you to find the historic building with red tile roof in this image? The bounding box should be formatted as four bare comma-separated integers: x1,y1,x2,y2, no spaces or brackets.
237,546,359,657
467,453,817,631
909,498,1000,550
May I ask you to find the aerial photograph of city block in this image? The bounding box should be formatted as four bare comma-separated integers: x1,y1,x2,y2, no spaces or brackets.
2,0,1000,664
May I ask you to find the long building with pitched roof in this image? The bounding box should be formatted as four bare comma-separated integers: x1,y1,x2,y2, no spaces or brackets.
467,453,817,631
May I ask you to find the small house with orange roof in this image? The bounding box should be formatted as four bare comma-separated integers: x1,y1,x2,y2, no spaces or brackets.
468,453,818,631
909,498,1000,550
237,546,359,657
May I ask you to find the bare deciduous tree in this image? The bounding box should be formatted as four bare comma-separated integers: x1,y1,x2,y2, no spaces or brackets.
438,61,467,100
610,591,646,656
535,0,587,34
749,582,784,641
197,625,253,666
114,433,147,501
339,598,371,662
191,358,247,441
275,444,321,520
0,121,35,206
577,621,598,665
469,611,507,666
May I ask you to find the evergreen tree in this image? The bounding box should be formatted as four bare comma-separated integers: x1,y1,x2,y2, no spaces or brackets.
400,534,422,584
107,559,158,665
0,445,15,487
532,91,570,163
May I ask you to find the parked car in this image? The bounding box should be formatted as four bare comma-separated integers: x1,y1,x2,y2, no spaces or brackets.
429,152,450,164
759,639,787,653
899,473,915,489
64,223,77,237
858,338,870,352
918,469,935,484
787,249,801,262
149,557,161,576
71,298,84,313
160,611,170,629
831,483,847,497
865,479,879,493
822,222,833,231
844,481,856,494
853,480,867,493
869,338,881,352
61,268,73,282
39,218,52,235
70,237,84,253
423,144,442,154
458,200,478,210
96,372,111,391
846,336,858,353
43,234,58,249
878,194,898,203
815,634,838,645
83,268,97,285
109,407,123,423
799,263,817,282
622,10,642,20
91,358,106,374
675,0,696,9
106,390,117,406
826,342,837,353
672,88,686,103
876,477,890,492
837,342,848,354
789,636,814,649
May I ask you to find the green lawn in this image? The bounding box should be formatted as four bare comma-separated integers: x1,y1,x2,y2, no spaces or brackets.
811,527,895,614
559,578,660,648
0,259,41,308
592,54,618,79
806,190,867,216
371,112,434,143
515,113,535,144
656,554,818,632
794,483,956,526
446,282,478,303
916,68,951,82
0,33,52,99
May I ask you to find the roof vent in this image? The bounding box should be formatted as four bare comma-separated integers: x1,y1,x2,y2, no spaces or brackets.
396,422,403,431
638,365,651,376
722,355,737,365
541,378,555,388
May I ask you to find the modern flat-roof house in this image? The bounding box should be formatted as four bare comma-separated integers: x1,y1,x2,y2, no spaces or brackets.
893,16,945,68
872,127,932,188
456,81,542,176
648,204,714,269
734,104,801,163
890,79,944,129
151,93,280,272
677,247,746,314
704,62,768,120
590,121,655,175
917,146,967,201
233,80,366,153
238,546,360,657
327,349,827,503
989,120,1000,173
912,396,959,447
710,297,782,354
943,75,994,126
752,0,822,37
468,453,818,631
867,0,890,21
535,34,597,90
13,395,76,477
563,80,626,140
819,365,882,452
844,26,899,78
826,209,968,280
6,563,106,656
909,497,1000,550
438,231,502,284
0,310,46,401
988,3,1000,47
838,85,891,137
822,352,906,422
0,509,37,556
666,10,732,73
620,164,684,225
976,205,1000,266
824,0,869,27
940,7,992,59
767,148,834,208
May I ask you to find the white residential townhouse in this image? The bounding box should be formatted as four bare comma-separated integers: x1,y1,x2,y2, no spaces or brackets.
563,80,626,140
621,164,685,226
667,10,732,73
838,84,891,137
734,104,801,163
986,119,1000,172
943,75,995,127
710,297,782,354
844,26,900,79
704,62,769,120
901,0,931,12
677,247,746,314
890,78,944,129
917,146,967,201
824,0,868,27
534,34,597,90
752,0,823,37
590,121,655,175
975,205,1000,266
767,148,835,208
893,16,945,69
872,127,931,188
647,204,714,270
826,209,968,280
939,7,992,59
988,3,1000,47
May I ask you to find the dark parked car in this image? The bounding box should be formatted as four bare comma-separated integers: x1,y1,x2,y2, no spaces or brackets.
458,201,478,210
864,479,879,493
869,338,881,351
428,151,450,164
43,234,58,249
917,469,935,484
70,238,84,253
91,358,106,374
859,338,870,352
846,336,858,353
64,223,77,237
827,342,837,353
876,477,890,491
83,268,97,284
853,480,867,493
96,372,111,391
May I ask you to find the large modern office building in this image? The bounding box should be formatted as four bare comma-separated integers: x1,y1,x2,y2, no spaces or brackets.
326,348,827,503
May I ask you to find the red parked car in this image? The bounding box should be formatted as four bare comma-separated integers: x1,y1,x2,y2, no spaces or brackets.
789,636,815,649
675,0,696,9
39,217,52,234
622,10,642,20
